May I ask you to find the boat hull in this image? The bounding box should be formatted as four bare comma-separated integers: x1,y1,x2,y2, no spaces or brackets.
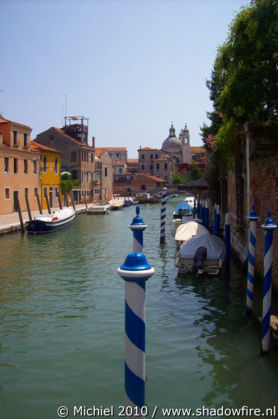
26,213,75,234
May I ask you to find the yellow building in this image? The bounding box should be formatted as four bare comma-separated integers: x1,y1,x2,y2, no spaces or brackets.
30,141,62,210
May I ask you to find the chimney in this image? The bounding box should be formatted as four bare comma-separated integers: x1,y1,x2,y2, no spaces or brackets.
92,136,95,148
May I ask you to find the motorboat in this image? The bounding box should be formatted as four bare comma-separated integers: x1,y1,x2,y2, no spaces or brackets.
174,221,209,248
26,207,75,234
110,199,124,210
184,196,194,208
87,203,111,214
173,201,193,220
176,233,225,276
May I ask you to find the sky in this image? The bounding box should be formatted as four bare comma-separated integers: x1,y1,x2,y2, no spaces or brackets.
1,0,251,157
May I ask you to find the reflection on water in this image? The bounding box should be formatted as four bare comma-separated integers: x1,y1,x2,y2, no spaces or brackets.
0,201,278,418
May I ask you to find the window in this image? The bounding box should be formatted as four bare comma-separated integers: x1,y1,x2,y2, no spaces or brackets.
164,163,168,170
141,165,144,170
155,154,158,159
55,187,58,197
156,163,160,170
150,165,153,171
44,187,47,198
54,158,58,173
141,185,146,191
34,188,38,197
24,133,28,147
13,131,18,146
71,151,77,162
25,188,28,197
142,154,145,160
24,160,28,174
4,157,9,173
91,152,94,163
43,156,47,173
33,160,37,174
14,158,18,173
119,168,122,174
150,154,153,159
116,153,120,158
105,167,108,177
5,188,10,199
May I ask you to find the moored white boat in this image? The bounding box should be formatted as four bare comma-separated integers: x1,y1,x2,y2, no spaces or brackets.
110,199,124,210
176,233,225,276
87,203,111,214
26,207,75,234
174,221,209,248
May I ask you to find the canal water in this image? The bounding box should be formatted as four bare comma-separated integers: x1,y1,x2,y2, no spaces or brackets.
0,198,277,419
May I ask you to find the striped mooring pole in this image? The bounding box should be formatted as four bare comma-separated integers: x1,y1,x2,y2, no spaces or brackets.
160,187,167,243
261,210,277,354
246,205,258,315
215,205,220,237
225,213,231,267
205,200,209,229
129,206,147,252
213,204,217,235
117,253,155,415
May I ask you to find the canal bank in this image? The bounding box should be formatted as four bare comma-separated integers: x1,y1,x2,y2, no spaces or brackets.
0,200,278,418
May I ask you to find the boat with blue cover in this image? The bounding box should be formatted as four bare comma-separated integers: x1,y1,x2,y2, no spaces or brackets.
173,201,193,219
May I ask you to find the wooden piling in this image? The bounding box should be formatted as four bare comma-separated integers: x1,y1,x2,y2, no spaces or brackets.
36,191,42,214
57,189,62,210
25,193,32,221
45,192,51,214
16,193,24,233
71,192,76,211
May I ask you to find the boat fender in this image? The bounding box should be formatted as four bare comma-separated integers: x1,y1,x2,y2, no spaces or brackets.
51,217,58,222
192,246,207,275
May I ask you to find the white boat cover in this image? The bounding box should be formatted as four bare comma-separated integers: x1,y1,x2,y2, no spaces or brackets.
179,234,225,260
175,221,209,243
35,207,75,222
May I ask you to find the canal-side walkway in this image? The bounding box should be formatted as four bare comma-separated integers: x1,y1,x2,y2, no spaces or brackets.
0,204,87,235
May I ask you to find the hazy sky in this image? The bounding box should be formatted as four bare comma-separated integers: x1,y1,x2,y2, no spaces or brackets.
1,0,250,157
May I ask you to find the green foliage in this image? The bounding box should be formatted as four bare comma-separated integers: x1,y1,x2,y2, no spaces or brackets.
189,162,203,180
202,0,278,201
61,178,73,194
172,173,189,184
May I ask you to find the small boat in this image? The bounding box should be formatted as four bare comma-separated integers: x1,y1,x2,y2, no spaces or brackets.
87,203,111,214
176,233,225,276
184,196,194,208
110,199,124,210
123,199,133,207
173,201,193,219
26,207,75,234
175,221,209,248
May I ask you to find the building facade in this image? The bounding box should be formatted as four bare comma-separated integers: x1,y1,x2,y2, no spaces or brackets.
34,117,95,203
30,141,62,210
94,148,113,202
0,116,41,215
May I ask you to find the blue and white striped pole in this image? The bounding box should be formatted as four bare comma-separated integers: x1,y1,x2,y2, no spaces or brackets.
225,213,231,267
160,187,167,243
216,205,220,237
117,253,155,414
246,205,258,315
261,211,277,354
205,201,209,229
129,206,147,252
213,204,217,235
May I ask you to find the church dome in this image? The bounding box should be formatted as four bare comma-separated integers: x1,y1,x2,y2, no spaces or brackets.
162,124,183,151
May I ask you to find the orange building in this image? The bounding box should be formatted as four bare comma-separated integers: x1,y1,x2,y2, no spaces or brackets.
0,116,41,215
